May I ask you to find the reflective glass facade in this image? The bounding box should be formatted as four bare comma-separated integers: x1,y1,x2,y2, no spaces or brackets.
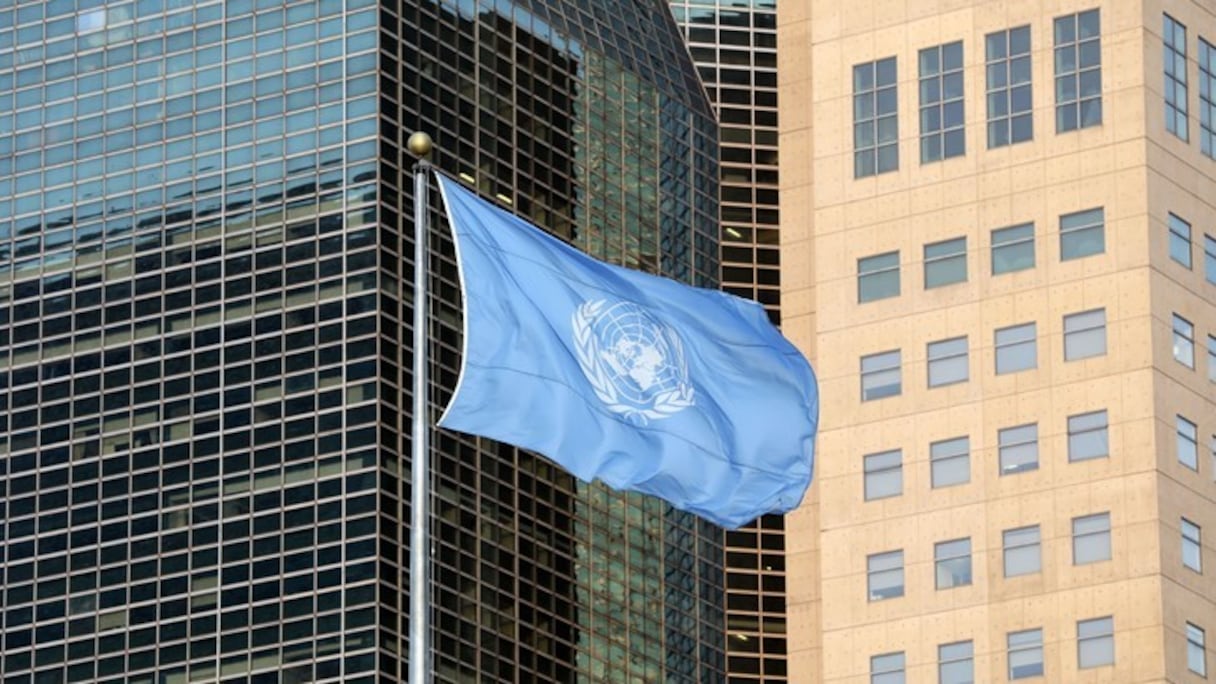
669,1,786,682
0,0,724,682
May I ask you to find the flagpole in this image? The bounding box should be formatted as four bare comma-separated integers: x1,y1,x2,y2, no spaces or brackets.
406,131,434,684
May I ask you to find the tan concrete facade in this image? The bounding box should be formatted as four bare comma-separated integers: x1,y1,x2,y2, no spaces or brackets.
780,1,1216,682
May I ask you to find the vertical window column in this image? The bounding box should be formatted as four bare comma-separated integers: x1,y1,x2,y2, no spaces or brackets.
1054,9,1102,131
1165,14,1189,141
918,41,965,163
854,57,899,178
986,25,1033,147
1201,38,1216,157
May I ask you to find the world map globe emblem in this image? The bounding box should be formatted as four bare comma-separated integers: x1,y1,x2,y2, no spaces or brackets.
572,300,695,425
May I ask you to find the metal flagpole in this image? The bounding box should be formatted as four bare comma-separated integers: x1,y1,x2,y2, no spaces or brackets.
406,132,434,684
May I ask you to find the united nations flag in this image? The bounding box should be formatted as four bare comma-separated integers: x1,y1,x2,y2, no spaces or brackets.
434,173,818,529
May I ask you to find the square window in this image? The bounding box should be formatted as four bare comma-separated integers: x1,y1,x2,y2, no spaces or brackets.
855,57,899,178
931,436,970,488
1169,213,1192,268
1188,623,1207,676
1072,512,1111,565
859,251,900,302
861,350,902,401
1003,525,1041,577
995,322,1037,374
1063,308,1106,361
992,222,1035,274
999,423,1039,475
1060,207,1105,260
1183,518,1202,572
1077,616,1115,668
934,538,972,589
864,449,903,501
1068,409,1109,462
1054,9,1102,132
986,25,1034,148
1173,314,1195,368
1008,628,1045,680
928,336,969,387
871,651,905,684
867,550,904,601
924,237,967,288
938,640,973,684
919,41,966,163
1178,415,1199,471
1164,14,1189,141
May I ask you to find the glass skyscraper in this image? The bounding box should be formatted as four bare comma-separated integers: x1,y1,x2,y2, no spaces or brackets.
0,0,723,682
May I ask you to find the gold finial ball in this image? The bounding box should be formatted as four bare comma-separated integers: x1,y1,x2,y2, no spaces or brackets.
407,132,433,158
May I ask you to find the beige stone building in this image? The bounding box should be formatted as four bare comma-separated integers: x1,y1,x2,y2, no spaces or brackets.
780,1,1216,681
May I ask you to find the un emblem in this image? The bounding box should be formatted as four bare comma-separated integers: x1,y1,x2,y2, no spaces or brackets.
572,300,695,426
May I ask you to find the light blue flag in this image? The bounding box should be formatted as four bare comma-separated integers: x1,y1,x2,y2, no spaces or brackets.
434,174,818,529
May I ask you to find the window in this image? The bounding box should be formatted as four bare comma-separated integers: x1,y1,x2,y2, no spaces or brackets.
1072,512,1112,565
871,652,905,684
925,237,967,288
859,251,901,302
999,423,1039,474
1209,335,1216,383
995,322,1037,374
864,449,903,501
1008,629,1045,680
1205,234,1216,284
1170,213,1193,268
1178,415,1199,471
1003,525,1041,577
1063,308,1106,361
1164,14,1188,141
861,350,902,401
931,436,970,488
1068,410,1109,462
919,41,965,163
1203,39,1216,158
1060,207,1105,260
935,538,972,589
938,641,973,684
855,57,899,178
1077,616,1115,668
986,25,1033,147
1054,9,1102,131
868,550,904,601
1183,518,1202,572
928,336,969,387
1173,314,1195,368
1189,623,1208,676
992,223,1035,274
